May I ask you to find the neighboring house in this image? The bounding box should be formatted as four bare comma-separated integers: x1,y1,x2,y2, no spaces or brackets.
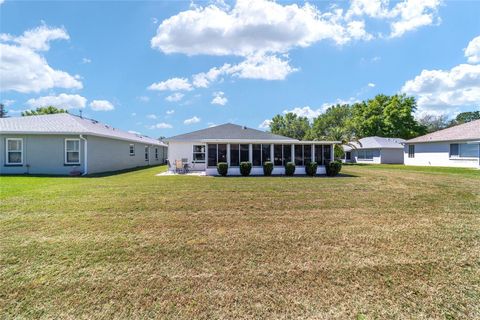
0,113,167,175
342,136,405,164
404,119,480,168
165,123,338,176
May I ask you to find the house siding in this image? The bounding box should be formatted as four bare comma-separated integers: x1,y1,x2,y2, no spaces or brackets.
380,149,404,164
352,148,381,164
404,141,480,168
167,141,206,171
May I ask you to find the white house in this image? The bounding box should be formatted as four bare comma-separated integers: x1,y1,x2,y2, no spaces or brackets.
342,136,405,164
0,113,167,175
404,119,480,168
165,123,338,176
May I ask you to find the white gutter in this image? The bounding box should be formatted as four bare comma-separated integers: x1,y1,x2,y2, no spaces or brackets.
79,135,88,175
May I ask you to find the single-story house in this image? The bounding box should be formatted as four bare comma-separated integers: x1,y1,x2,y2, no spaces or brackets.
404,119,480,168
165,123,338,176
0,113,167,175
342,136,405,164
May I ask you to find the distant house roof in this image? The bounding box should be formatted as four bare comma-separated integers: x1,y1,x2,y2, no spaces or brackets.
406,119,480,143
0,113,166,146
343,136,405,151
166,123,298,142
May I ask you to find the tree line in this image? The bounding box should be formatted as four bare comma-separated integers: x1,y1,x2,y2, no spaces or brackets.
268,94,480,142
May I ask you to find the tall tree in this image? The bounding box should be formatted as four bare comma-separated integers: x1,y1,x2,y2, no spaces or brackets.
417,113,449,133
0,103,8,118
309,104,353,140
22,106,68,116
269,112,310,140
452,111,480,125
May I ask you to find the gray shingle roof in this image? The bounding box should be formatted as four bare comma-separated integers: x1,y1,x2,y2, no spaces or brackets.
406,119,480,143
343,136,405,151
0,113,166,146
165,123,298,142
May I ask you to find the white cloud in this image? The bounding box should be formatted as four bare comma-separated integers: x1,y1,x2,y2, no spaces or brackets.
2,99,15,107
82,57,91,64
131,112,137,116
258,119,272,129
149,122,173,129
0,25,82,93
166,109,175,115
368,82,376,87
228,53,298,80
138,95,150,102
211,91,228,106
401,63,480,111
465,35,480,64
184,116,200,125
165,92,184,102
89,100,115,111
148,77,192,91
26,93,87,109
146,114,158,119
283,106,322,120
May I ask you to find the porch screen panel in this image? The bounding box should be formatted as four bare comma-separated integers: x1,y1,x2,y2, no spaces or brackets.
240,144,249,162
274,145,283,166
323,145,331,164
262,144,271,163
283,145,292,164
208,144,217,167
315,145,323,165
294,145,303,166
230,144,240,166
218,144,227,163
252,144,262,166
304,145,312,164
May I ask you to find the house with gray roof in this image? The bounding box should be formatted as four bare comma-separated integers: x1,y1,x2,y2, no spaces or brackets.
165,123,339,175
342,136,406,164
0,113,167,175
404,119,480,168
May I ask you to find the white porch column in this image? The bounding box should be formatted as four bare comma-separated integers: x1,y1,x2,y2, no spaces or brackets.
249,144,253,163
331,144,335,162
312,144,315,163
270,144,274,163
291,144,295,164
227,144,231,166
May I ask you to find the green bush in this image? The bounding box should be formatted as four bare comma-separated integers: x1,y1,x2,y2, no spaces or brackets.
285,162,295,176
240,161,252,176
305,161,318,176
326,160,342,177
217,162,228,176
263,161,274,176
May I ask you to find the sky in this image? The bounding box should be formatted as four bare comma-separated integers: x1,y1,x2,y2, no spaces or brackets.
1,0,479,138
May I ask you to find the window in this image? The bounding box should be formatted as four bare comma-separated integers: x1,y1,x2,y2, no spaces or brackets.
262,144,271,163
408,145,415,158
346,152,351,160
295,145,303,166
6,138,23,165
252,144,262,166
144,146,149,161
193,145,205,163
155,148,159,160
358,149,374,160
230,144,239,166
274,144,283,166
240,144,249,162
323,145,331,163
65,139,80,164
303,145,312,165
129,144,135,156
283,145,292,163
450,143,478,158
207,144,227,167
315,145,323,165
218,144,227,163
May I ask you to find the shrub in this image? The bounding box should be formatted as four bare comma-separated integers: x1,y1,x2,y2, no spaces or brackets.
326,160,342,177
240,161,252,176
263,161,274,176
285,162,295,176
305,161,318,176
217,162,228,176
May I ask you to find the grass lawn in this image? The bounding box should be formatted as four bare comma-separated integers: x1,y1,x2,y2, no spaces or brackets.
1,165,479,319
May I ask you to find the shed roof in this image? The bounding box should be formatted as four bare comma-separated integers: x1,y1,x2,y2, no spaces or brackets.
406,119,480,143
343,136,405,151
0,113,166,146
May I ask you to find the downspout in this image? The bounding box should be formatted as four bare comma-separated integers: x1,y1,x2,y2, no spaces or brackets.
80,135,88,175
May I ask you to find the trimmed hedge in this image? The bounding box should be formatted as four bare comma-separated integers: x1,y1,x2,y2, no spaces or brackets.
285,162,295,176
217,162,228,176
263,161,274,176
240,161,252,176
305,161,318,176
326,160,342,177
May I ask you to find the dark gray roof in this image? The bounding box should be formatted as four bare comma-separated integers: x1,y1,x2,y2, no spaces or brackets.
166,123,297,142
343,136,405,151
406,119,480,143
0,113,166,146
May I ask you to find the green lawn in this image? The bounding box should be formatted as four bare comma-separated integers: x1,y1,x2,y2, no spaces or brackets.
1,165,479,319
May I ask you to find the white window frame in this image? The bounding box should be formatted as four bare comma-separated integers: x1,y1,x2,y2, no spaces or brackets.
129,144,135,156
5,138,23,165
155,147,159,160
358,149,374,161
144,146,149,161
192,144,206,163
450,143,479,159
65,138,81,165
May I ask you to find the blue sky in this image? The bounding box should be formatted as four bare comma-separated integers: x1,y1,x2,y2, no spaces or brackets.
1,0,479,138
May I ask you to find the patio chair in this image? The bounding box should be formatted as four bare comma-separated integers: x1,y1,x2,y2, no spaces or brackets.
175,159,184,174
166,159,175,173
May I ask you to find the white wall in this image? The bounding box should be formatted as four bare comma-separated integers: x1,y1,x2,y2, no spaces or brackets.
167,141,206,171
380,149,404,164
404,141,480,168
352,149,381,164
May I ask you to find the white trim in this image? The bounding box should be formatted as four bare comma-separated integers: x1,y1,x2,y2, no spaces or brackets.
79,135,88,175
192,144,206,163
5,138,23,165
65,138,81,165
129,143,135,156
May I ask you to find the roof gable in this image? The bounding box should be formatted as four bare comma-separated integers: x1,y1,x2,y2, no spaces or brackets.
407,119,480,143
166,123,298,142
344,136,405,150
